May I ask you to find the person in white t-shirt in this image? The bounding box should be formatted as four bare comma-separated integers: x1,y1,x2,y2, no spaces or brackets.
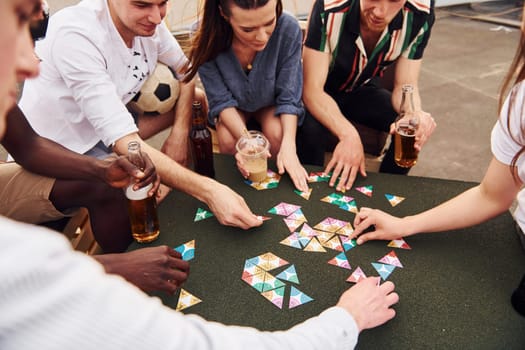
18,0,262,230
349,5,525,316
0,4,398,347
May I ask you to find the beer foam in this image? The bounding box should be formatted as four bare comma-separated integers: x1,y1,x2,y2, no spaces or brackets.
125,183,153,200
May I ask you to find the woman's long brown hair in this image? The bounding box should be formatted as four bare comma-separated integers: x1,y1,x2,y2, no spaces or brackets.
499,27,525,182
183,0,282,82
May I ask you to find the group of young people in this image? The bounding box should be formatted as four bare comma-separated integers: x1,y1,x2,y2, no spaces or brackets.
1,0,524,347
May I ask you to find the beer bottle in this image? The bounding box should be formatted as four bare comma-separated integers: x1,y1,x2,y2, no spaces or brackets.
125,141,160,243
394,84,419,168
190,101,215,178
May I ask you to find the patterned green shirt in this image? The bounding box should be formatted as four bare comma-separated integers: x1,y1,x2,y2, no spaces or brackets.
305,0,435,95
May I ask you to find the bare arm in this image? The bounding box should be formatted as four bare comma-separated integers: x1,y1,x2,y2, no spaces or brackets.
352,158,521,244
302,47,366,190
113,133,262,229
276,114,308,192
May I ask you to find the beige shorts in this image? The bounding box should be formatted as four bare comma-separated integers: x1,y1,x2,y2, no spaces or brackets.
0,162,67,223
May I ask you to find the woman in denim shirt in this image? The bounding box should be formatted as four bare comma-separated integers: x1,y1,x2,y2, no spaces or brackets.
184,0,308,191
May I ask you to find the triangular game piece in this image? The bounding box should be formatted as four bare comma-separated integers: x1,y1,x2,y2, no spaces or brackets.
315,230,335,244
268,202,301,216
286,208,307,222
355,185,373,197
294,188,312,200
260,285,285,309
275,265,300,284
297,236,312,248
336,222,354,236
283,218,304,233
261,273,286,292
194,208,214,221
339,236,357,252
303,237,327,252
176,289,202,311
307,171,330,183
298,223,318,238
385,194,405,207
289,286,314,309
174,240,195,261
339,200,358,214
387,238,412,250
371,262,396,280
327,252,351,270
320,193,343,204
280,233,303,249
243,260,265,276
321,235,344,251
245,169,281,190
346,266,367,283
255,252,289,271
313,217,348,233
242,270,267,292
378,250,404,268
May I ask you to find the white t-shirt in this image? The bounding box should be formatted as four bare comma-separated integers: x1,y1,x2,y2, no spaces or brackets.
491,80,525,232
19,0,188,154
0,216,359,349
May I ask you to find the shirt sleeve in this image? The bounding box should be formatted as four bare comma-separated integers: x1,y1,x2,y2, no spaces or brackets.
401,5,435,60
0,217,360,350
198,60,239,124
304,0,326,52
49,30,137,148
274,15,305,124
156,23,189,79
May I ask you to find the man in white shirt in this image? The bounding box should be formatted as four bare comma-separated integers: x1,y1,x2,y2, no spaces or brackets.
19,0,262,230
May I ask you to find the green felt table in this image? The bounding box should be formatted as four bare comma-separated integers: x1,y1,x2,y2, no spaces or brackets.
128,154,525,349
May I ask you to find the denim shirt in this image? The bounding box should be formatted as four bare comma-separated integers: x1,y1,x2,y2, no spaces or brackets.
198,12,304,126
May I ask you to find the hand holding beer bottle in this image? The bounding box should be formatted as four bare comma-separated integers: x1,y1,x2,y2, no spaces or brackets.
125,141,160,243
394,85,419,168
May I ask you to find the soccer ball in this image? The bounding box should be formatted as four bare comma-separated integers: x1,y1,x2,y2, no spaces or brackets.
129,62,180,116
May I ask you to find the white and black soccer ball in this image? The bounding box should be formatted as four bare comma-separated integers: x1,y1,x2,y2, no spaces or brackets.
129,62,180,116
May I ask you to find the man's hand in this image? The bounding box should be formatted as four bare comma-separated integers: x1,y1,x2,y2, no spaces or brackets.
336,277,398,332
205,182,263,229
94,246,190,294
351,207,406,245
325,134,367,192
161,128,189,167
388,110,436,152
101,153,160,197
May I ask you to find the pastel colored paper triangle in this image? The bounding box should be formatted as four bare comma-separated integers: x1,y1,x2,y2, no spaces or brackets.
314,217,348,233
321,235,344,251
245,170,281,190
378,250,404,268
371,262,396,280
294,188,312,200
268,202,301,216
243,260,265,276
283,218,304,232
355,185,373,197
275,265,300,284
289,286,314,309
260,285,285,309
307,171,330,183
286,208,307,222
256,252,289,271
336,222,354,236
315,230,335,244
339,236,358,252
242,270,267,292
303,237,327,252
387,238,412,250
194,208,214,221
327,252,351,270
346,266,367,283
280,233,303,249
176,289,202,311
320,193,342,204
261,273,286,292
298,236,312,248
298,223,318,238
339,200,358,214
385,193,405,207
174,239,195,261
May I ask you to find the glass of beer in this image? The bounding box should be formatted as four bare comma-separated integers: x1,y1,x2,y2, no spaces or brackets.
126,184,160,243
236,130,270,182
394,115,419,168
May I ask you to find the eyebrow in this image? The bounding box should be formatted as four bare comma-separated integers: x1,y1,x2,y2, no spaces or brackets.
240,17,276,30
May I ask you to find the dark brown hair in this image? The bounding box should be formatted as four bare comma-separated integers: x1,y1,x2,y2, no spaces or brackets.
499,29,525,182
183,0,282,82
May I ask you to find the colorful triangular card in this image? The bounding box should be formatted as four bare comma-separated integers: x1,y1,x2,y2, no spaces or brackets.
298,223,318,238
244,169,281,190
194,208,214,222
371,262,396,280
321,235,344,251
314,217,348,233
385,194,405,207
303,237,327,252
387,238,412,250
174,240,195,261
294,188,312,200
307,172,330,183
176,289,202,311
339,200,358,214
336,222,354,236
280,233,303,249
327,252,351,270
378,250,403,268
346,266,367,283
268,202,301,216
289,286,314,309
275,265,300,284
339,236,357,252
261,285,285,309
355,185,373,197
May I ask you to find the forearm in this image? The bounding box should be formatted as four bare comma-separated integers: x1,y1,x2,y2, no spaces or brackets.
170,80,194,136
280,114,298,149
218,107,246,140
